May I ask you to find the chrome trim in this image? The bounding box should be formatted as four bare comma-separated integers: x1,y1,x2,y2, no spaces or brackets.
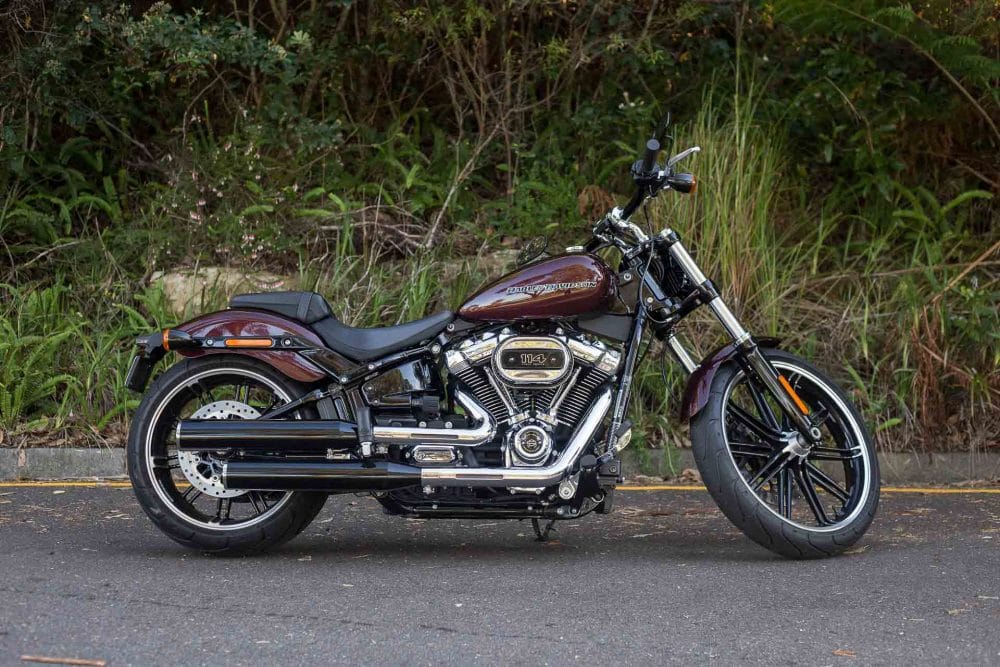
666,146,701,168
510,424,552,465
709,297,751,345
608,207,649,241
372,390,496,446
420,389,612,488
665,236,707,285
482,366,519,418
665,333,698,374
412,446,458,464
565,338,621,375
446,334,500,374
547,367,581,420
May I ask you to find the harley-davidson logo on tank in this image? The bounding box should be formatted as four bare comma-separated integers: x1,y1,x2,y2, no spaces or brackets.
505,280,598,296
458,253,617,321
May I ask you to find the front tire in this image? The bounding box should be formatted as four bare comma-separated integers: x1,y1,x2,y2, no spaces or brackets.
127,356,327,554
690,348,879,559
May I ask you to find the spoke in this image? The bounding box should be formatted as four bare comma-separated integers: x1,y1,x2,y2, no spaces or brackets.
152,454,180,471
777,468,793,518
728,404,783,444
189,380,214,406
794,465,830,525
805,463,850,503
248,492,263,515
748,451,791,492
809,446,862,461
181,487,202,503
747,381,781,431
216,498,233,522
810,407,830,429
729,441,773,458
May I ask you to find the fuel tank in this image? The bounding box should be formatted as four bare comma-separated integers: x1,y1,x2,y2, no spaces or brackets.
458,253,617,321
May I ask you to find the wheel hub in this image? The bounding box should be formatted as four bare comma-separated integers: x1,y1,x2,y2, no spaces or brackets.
780,431,811,460
177,400,259,498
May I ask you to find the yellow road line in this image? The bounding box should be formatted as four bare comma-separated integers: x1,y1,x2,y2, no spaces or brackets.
0,481,132,488
0,480,997,494
618,484,1000,494
880,487,1000,495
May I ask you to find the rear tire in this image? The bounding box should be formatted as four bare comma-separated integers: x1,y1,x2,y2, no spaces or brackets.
690,349,879,559
127,356,327,554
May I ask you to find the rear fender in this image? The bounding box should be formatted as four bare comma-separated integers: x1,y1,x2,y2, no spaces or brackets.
679,337,781,421
172,309,340,383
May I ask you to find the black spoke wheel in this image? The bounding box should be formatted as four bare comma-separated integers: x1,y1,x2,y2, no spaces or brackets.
690,348,879,558
127,356,327,554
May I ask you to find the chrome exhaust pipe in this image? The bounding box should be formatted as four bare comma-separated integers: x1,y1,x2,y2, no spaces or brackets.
420,389,612,488
214,390,609,495
372,389,496,446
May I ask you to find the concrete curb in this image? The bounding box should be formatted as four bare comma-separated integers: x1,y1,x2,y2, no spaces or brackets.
1,447,997,484
1,448,126,481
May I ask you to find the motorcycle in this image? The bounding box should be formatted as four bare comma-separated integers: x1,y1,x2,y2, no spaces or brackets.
125,118,879,558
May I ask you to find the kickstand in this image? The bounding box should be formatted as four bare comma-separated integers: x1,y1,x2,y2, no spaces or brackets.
531,518,556,542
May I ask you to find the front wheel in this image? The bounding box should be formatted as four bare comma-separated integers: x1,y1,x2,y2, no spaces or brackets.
691,348,879,559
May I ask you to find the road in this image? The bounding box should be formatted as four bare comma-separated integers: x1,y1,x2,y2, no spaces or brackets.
0,483,997,666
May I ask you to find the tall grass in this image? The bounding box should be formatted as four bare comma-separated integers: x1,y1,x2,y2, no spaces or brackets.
1,79,994,457
627,80,999,457
627,81,791,456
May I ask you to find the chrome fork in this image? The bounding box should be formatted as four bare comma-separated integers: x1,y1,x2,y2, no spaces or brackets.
657,226,821,442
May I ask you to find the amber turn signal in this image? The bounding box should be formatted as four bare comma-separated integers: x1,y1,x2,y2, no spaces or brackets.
665,172,697,194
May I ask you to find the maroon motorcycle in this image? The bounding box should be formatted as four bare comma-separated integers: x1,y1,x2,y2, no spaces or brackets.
125,123,879,558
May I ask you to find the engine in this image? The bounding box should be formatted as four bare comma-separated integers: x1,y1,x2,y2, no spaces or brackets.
444,327,621,469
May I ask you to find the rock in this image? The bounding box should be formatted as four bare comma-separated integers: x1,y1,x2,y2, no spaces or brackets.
438,249,520,285
151,266,294,317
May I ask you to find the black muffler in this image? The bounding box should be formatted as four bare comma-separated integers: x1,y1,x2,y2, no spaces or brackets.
222,460,421,492
176,419,357,452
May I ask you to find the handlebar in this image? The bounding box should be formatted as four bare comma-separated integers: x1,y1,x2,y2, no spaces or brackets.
640,138,661,174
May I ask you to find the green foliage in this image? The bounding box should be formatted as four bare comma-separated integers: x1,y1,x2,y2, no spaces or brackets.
0,1,996,452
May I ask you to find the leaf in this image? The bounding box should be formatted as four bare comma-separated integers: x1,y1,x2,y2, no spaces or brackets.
303,186,326,201
238,204,274,217
326,193,348,212
939,190,992,218
875,418,902,432
870,6,916,25
292,208,333,219
832,648,857,657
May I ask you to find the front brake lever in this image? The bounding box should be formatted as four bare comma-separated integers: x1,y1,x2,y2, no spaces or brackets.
666,146,701,169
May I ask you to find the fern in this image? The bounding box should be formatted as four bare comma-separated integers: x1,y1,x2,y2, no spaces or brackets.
775,0,1000,141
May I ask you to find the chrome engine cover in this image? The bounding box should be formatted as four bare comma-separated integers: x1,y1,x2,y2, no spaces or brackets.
493,336,571,385
444,329,622,468
506,422,553,467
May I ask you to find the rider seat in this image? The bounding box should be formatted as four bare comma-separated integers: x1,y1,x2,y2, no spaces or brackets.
230,291,454,362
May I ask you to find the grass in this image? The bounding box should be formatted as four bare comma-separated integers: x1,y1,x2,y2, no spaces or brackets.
1,81,996,455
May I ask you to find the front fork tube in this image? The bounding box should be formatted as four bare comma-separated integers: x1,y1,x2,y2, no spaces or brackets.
661,229,820,443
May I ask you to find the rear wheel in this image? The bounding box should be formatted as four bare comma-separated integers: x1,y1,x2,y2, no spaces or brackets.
691,348,879,558
127,356,327,554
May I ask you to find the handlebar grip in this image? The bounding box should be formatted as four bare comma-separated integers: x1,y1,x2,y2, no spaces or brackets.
640,138,660,173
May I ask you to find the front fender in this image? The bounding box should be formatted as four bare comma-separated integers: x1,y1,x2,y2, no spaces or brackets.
174,309,336,383
679,337,781,422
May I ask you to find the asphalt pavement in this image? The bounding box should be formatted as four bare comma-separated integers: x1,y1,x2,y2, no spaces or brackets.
1,483,997,666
